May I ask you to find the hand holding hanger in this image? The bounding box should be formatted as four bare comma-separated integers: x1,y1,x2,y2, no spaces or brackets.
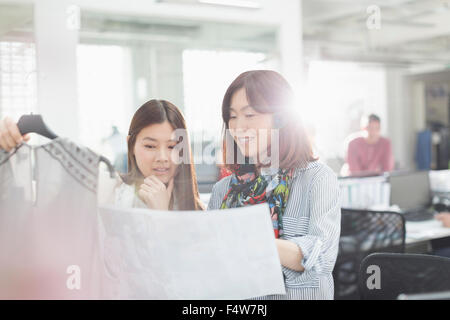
1,114,116,178
0,117,30,152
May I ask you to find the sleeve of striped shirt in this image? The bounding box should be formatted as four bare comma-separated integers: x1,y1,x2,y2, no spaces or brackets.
284,169,341,277
207,178,228,210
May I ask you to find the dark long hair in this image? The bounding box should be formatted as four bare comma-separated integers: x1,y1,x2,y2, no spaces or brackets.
221,70,317,171
122,99,204,210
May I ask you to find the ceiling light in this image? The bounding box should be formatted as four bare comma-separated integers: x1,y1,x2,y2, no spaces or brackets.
198,0,261,9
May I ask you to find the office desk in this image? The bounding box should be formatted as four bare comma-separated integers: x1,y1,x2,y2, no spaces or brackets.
405,219,450,253
200,193,450,252
406,219,450,244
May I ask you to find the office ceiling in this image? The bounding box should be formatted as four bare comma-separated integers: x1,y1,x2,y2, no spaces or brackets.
0,3,33,40
303,0,450,65
1,0,450,66
79,11,277,51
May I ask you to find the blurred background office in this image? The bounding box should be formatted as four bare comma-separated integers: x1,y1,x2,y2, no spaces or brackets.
0,0,449,188
2,0,450,300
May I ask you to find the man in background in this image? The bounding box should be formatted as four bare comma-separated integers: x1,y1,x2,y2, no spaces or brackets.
345,114,395,176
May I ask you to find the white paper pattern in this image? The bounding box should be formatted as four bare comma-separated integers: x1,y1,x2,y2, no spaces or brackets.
98,203,286,300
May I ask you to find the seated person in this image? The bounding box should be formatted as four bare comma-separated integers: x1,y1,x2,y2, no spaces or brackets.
436,212,450,228
344,114,394,176
432,212,450,258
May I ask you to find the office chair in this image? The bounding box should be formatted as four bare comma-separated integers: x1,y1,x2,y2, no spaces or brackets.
359,253,450,300
333,209,405,300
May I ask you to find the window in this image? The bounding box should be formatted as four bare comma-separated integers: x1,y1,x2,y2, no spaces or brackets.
77,44,133,163
0,41,37,120
304,61,387,162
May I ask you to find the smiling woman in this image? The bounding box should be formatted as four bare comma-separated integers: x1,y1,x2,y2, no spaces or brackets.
208,70,341,300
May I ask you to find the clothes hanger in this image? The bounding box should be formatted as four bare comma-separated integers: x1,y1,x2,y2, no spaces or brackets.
17,113,116,178
17,114,58,140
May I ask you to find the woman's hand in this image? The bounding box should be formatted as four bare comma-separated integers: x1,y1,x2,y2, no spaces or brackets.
138,176,174,210
0,117,30,151
275,238,305,272
436,212,450,228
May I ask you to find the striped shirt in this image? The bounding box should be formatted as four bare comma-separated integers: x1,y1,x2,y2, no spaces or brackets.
207,160,341,300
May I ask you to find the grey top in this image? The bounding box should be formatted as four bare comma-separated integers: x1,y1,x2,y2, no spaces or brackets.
207,160,341,300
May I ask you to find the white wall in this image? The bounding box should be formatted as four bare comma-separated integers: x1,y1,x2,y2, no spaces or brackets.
386,68,450,171
385,67,415,171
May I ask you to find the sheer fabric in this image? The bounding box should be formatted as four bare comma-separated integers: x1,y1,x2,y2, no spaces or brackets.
0,138,102,299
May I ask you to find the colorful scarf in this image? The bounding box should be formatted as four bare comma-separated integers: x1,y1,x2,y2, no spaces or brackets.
220,164,294,238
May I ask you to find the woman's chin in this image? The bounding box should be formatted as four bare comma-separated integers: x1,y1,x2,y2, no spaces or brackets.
156,175,173,184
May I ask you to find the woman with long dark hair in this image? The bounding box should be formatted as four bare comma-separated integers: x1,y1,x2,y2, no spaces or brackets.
208,70,341,299
0,99,204,211
116,99,204,210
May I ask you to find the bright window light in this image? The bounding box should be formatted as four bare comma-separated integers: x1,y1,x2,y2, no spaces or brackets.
303,60,387,162
182,49,267,141
0,41,37,121
77,44,132,159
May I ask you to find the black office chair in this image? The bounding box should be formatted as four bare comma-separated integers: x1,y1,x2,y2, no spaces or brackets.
333,209,405,300
359,253,450,300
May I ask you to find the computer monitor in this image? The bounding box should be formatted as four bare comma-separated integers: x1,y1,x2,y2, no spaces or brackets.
389,171,431,211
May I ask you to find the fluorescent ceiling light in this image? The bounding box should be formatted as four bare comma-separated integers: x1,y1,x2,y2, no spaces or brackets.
198,0,261,9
